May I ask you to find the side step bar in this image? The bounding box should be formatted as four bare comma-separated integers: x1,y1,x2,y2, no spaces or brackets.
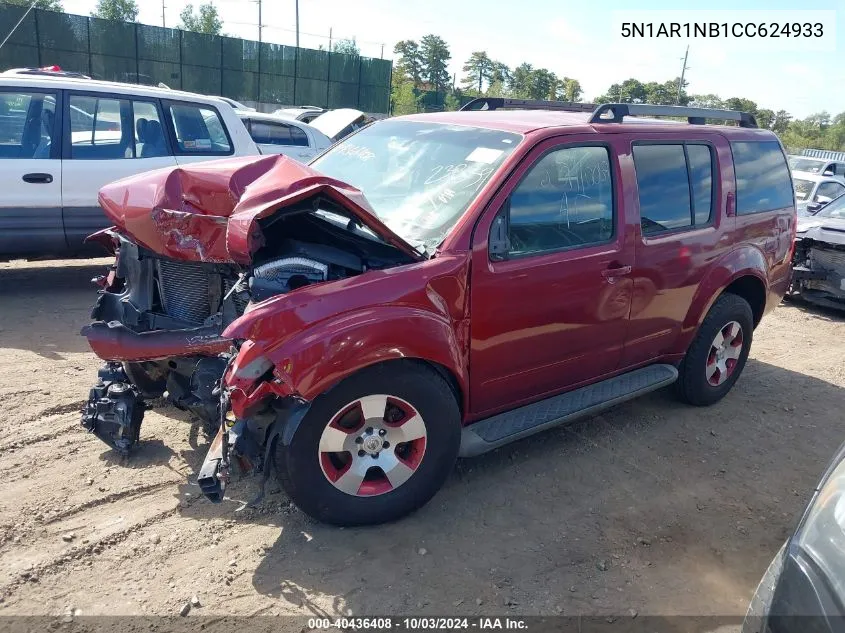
459,364,678,457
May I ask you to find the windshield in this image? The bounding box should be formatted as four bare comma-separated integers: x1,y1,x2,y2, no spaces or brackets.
817,194,845,219
793,178,814,201
311,120,521,251
790,158,827,173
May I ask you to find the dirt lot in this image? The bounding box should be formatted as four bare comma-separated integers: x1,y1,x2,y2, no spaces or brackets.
1,257,844,620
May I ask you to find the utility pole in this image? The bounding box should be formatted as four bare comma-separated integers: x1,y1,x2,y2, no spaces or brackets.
676,45,690,105
161,0,166,27
328,27,332,53
380,43,384,59
295,0,299,49
257,0,262,43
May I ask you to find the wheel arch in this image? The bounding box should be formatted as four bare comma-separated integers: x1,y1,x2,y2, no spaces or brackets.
682,246,769,335
261,306,470,416
722,275,767,327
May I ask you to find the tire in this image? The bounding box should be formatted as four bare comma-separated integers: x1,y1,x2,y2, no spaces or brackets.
275,362,461,526
676,293,754,406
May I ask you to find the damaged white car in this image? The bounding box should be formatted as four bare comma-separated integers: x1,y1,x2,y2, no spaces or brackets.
792,193,845,310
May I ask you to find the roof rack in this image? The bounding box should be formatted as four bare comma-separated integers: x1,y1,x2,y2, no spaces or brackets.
460,97,597,113
459,97,758,129
590,103,758,128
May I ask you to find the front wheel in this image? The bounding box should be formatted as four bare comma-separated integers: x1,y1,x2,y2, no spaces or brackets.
275,362,461,526
676,293,754,406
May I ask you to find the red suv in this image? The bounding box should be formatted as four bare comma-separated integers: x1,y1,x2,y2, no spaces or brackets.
82,99,795,525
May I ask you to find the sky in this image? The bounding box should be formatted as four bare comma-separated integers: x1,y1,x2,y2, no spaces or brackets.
60,0,845,118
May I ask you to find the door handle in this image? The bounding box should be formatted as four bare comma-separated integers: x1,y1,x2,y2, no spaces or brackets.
22,173,53,184
601,265,632,279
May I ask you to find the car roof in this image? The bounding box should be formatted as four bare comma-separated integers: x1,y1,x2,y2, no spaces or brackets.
791,171,838,182
395,109,776,139
0,75,230,108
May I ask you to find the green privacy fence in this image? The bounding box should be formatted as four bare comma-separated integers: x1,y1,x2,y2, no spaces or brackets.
0,3,392,112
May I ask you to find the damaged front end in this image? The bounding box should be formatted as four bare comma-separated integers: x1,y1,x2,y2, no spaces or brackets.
80,154,418,454
792,224,845,311
196,344,308,506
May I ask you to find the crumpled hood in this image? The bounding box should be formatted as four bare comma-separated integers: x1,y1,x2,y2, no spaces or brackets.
97,153,421,264
797,215,845,244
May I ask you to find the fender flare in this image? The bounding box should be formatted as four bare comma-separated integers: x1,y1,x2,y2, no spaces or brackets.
682,245,768,335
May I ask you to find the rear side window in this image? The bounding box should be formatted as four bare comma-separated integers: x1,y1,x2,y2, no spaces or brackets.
633,143,714,235
249,120,309,147
165,102,232,155
133,100,169,158
731,141,793,214
0,91,57,159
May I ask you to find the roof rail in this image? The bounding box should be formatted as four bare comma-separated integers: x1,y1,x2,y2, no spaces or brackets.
460,97,597,113
589,103,758,128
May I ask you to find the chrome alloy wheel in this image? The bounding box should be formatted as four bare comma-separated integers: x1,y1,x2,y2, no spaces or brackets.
706,320,744,387
318,394,427,497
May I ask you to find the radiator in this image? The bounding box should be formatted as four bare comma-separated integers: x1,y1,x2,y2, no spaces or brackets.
156,260,212,324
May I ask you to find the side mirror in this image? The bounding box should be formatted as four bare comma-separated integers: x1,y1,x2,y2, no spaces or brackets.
823,170,834,176
815,195,833,205
805,202,822,214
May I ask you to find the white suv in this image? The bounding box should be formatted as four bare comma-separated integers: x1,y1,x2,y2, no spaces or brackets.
0,74,259,258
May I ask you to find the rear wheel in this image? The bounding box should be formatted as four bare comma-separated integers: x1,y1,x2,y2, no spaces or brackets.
275,362,461,526
676,293,754,406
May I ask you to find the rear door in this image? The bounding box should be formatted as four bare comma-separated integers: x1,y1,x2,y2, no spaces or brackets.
469,136,633,416
61,92,177,250
0,87,63,255
622,134,731,366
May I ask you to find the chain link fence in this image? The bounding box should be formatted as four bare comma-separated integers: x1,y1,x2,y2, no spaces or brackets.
0,3,391,113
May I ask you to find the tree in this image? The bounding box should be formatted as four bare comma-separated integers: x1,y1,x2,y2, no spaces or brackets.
179,3,223,35
333,38,360,56
461,51,494,94
756,108,775,130
509,63,533,98
390,67,420,115
490,62,510,86
92,0,139,21
419,34,451,92
443,92,461,112
771,110,792,134
559,77,582,102
724,97,757,116
527,68,557,100
394,40,423,88
689,94,724,109
596,78,647,104
5,0,63,10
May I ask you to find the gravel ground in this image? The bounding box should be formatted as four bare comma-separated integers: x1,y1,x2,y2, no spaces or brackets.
0,257,843,620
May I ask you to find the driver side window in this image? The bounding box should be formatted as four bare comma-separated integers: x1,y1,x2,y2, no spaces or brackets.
499,145,614,258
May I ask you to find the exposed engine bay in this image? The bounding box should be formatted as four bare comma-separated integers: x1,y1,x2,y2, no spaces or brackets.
791,226,845,311
81,201,414,454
